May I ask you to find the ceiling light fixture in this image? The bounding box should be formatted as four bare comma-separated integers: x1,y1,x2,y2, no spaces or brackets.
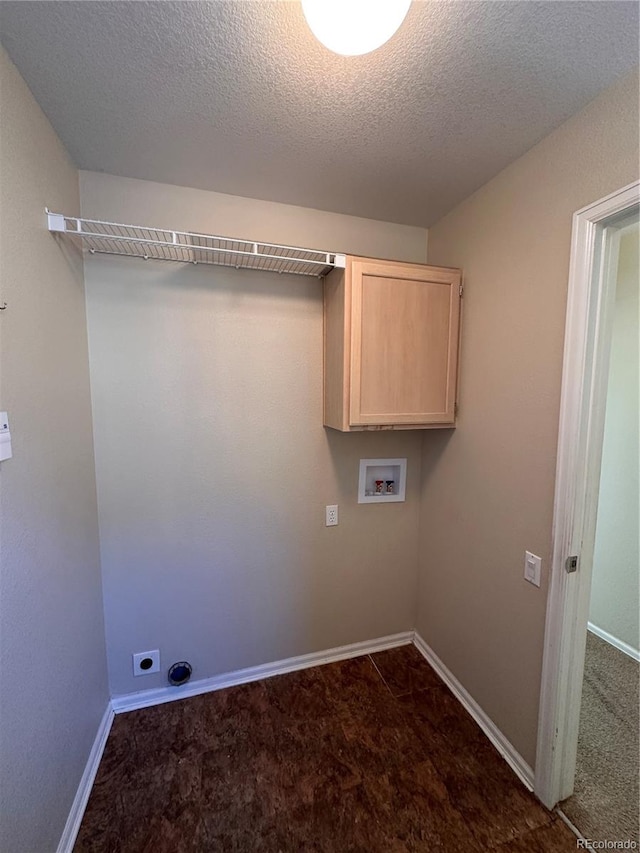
301,0,411,57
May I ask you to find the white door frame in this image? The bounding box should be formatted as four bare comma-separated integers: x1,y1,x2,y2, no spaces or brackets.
534,180,639,809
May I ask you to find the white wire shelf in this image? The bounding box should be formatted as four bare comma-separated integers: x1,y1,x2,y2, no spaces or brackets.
46,210,346,278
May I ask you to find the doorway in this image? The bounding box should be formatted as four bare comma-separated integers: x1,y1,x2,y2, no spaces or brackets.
560,216,639,841
534,182,640,826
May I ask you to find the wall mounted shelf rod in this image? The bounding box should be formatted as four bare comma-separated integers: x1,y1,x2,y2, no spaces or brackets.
46,210,346,278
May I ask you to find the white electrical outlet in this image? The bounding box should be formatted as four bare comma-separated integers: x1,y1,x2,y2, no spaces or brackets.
325,505,338,526
133,649,160,676
524,551,542,587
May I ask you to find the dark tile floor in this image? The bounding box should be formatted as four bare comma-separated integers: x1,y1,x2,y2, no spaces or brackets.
75,644,577,852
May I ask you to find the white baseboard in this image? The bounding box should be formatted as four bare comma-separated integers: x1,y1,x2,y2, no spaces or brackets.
587,622,640,662
555,808,587,844
413,633,534,791
56,702,114,853
111,631,414,714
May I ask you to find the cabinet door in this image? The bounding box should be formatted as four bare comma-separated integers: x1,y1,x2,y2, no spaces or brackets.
349,260,460,426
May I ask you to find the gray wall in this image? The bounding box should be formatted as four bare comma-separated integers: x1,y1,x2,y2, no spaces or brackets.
419,70,639,768
590,225,639,653
80,172,427,697
0,49,108,852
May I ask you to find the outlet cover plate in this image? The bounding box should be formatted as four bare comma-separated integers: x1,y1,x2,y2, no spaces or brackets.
133,649,160,676
326,505,338,526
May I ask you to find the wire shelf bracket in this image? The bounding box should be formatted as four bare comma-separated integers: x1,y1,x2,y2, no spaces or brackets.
46,210,347,278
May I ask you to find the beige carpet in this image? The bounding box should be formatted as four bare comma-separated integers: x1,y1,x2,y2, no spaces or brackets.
561,631,639,844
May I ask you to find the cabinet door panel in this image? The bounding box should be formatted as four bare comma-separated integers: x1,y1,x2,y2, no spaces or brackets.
350,262,459,425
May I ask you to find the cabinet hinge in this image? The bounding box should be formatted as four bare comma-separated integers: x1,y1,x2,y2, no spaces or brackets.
459,283,464,297
454,402,459,417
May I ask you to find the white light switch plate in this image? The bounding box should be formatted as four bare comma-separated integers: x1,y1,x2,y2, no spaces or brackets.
0,412,12,461
524,551,542,587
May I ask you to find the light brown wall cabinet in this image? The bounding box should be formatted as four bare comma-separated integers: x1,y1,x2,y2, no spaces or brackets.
324,256,461,431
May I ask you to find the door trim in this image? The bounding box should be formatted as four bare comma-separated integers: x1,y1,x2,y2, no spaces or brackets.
534,180,639,808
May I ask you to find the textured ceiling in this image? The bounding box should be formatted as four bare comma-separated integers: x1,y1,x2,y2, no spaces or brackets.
1,1,638,227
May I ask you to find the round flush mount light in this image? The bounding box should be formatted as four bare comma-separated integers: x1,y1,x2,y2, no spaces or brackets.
301,0,411,57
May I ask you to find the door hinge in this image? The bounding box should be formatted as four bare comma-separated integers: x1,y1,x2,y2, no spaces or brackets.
565,555,579,574
459,283,464,297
